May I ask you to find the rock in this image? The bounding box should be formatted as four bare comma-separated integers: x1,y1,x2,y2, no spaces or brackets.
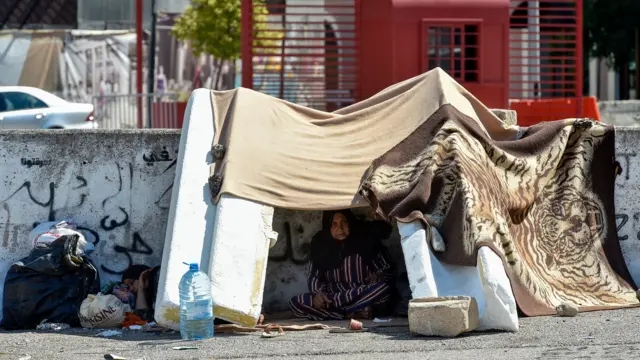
408,296,479,337
556,303,579,317
636,289,640,301
429,225,446,253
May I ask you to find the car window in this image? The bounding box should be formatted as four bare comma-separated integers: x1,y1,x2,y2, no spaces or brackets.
0,94,8,112
0,92,48,112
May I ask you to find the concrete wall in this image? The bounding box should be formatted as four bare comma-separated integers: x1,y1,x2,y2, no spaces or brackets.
0,130,177,280
600,101,640,126
612,127,640,283
0,130,410,314
2,128,640,314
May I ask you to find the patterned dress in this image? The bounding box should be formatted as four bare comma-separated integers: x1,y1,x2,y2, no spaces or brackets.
289,251,392,320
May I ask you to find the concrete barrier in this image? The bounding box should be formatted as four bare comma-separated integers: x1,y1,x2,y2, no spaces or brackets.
612,127,640,283
0,130,178,281
1,127,640,314
599,100,640,126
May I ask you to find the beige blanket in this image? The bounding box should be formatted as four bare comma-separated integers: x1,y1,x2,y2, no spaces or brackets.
209,68,518,209
207,67,639,315
358,106,639,315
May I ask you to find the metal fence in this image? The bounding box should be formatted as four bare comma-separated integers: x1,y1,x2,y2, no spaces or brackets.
508,0,584,124
242,0,360,112
509,0,583,100
92,93,181,129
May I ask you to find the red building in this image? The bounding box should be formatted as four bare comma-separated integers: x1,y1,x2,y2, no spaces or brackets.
242,0,588,123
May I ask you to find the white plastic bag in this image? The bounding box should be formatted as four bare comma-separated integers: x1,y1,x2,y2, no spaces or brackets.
30,219,95,255
78,294,131,328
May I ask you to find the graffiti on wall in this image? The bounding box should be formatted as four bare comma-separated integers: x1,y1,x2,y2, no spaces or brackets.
3,143,639,279
0,144,178,277
614,150,640,242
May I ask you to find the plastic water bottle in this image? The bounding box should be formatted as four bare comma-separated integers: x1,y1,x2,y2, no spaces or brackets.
179,262,214,340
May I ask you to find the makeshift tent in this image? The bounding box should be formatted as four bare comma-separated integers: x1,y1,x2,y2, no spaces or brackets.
155,68,639,331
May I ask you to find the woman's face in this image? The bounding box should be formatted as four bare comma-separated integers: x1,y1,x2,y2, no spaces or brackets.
123,278,139,293
330,213,350,241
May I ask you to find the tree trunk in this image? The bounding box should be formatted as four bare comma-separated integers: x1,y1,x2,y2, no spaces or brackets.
210,58,221,90
214,59,224,90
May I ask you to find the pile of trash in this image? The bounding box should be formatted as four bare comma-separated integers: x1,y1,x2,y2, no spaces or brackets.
0,220,163,332
2,220,99,330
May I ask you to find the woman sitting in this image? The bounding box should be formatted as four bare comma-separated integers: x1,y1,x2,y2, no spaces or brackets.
289,210,394,320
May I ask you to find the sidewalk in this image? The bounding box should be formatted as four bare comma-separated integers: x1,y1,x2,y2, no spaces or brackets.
1,308,638,360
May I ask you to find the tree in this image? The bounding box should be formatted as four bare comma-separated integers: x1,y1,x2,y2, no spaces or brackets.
584,0,640,98
172,0,281,89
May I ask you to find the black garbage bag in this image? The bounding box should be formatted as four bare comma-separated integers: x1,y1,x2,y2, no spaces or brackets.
2,234,100,330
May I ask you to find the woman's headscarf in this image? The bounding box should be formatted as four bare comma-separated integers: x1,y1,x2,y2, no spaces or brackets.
309,210,391,272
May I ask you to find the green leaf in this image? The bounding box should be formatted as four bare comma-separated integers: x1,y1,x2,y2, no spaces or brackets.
584,0,640,70
171,0,283,61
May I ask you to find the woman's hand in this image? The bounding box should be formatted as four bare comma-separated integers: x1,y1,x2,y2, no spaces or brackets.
113,287,132,302
312,292,332,309
138,268,152,292
135,269,152,310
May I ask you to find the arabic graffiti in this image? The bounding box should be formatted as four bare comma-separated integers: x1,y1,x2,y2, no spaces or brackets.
143,146,176,165
3,181,57,221
21,158,52,168
101,232,154,275
2,179,99,247
100,206,129,231
1,153,175,276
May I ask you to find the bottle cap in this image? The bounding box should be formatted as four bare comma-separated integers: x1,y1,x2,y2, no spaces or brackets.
183,262,199,271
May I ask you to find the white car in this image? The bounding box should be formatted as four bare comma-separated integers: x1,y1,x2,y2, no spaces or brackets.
0,86,98,129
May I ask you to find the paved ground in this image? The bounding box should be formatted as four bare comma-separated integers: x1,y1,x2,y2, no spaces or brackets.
1,308,640,360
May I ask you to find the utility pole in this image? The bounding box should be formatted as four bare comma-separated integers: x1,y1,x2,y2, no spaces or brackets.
635,26,640,99
136,0,144,128
148,0,157,127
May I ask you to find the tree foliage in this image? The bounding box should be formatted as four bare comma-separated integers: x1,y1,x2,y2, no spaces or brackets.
584,0,640,70
171,0,281,61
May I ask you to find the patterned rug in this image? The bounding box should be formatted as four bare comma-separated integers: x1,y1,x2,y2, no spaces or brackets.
359,104,639,316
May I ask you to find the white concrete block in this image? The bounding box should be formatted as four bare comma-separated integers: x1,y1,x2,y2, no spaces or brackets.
476,246,518,331
155,89,218,330
399,221,438,299
154,89,275,329
398,221,518,332
207,195,272,327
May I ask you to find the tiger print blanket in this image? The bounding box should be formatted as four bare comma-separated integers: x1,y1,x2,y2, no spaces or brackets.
359,104,639,316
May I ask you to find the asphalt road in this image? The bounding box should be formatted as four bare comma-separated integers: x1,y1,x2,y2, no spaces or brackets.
1,308,639,360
